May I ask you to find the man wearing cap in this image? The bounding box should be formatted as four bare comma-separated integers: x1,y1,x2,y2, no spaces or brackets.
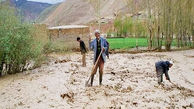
155,61,173,85
89,30,108,86
77,37,87,67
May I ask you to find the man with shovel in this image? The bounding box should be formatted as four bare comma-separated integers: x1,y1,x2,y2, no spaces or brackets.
88,30,108,86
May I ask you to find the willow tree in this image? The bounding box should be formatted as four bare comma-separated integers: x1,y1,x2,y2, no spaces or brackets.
173,0,194,48
185,0,194,47
114,16,123,37
192,1,194,47
143,0,157,50
145,0,194,50
125,0,143,49
161,0,175,50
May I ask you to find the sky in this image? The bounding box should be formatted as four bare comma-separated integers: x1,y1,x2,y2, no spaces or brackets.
28,0,64,4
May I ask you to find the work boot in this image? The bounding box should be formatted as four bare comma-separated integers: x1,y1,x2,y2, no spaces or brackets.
99,72,103,85
91,74,95,86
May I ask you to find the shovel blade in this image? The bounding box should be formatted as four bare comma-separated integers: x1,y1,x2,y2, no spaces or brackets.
85,81,91,87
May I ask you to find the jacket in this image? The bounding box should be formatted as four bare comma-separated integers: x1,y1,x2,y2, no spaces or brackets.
155,61,171,80
80,40,87,54
89,37,108,64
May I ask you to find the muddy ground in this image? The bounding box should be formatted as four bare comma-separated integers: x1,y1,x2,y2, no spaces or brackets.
0,50,194,109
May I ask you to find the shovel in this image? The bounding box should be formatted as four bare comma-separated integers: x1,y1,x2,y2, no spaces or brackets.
85,50,103,87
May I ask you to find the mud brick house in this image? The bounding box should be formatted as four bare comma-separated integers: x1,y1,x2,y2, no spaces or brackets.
48,25,89,50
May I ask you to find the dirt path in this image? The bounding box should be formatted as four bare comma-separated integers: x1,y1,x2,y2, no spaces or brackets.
0,50,194,109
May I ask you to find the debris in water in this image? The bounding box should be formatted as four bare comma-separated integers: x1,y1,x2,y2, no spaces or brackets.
111,72,116,75
60,92,74,103
65,71,69,73
133,102,138,106
37,100,42,103
190,103,194,108
18,101,24,106
55,59,70,64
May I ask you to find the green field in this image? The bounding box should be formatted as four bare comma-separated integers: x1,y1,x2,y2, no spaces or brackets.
107,38,180,49
107,38,148,49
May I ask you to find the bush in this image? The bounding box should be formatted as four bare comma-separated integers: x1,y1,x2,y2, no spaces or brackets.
0,4,44,75
43,41,71,54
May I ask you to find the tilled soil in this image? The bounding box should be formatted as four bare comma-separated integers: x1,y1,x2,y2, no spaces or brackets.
0,50,194,109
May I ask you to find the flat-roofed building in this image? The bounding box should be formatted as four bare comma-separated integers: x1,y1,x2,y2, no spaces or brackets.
48,25,89,50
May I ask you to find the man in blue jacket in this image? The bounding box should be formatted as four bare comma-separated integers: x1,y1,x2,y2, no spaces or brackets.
155,61,173,85
89,30,108,86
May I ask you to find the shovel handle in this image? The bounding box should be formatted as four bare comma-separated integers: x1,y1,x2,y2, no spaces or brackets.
92,50,103,71
85,49,104,85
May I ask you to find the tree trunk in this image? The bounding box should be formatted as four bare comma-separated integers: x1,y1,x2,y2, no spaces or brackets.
157,26,162,50
183,31,187,46
165,33,171,51
161,33,164,49
124,32,127,37
0,63,3,76
180,31,183,47
148,28,153,50
0,55,5,76
192,35,194,47
177,35,180,48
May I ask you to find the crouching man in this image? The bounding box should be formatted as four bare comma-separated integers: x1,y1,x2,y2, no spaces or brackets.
89,30,108,86
155,61,173,85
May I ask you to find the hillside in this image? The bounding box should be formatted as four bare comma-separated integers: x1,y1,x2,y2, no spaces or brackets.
42,0,132,27
10,0,52,22
42,0,95,26
37,3,60,22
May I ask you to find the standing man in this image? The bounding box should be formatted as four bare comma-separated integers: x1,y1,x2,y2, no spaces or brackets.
89,30,108,86
77,37,87,67
155,61,173,85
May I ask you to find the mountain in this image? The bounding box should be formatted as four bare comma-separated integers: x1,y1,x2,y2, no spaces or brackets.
41,0,131,27
10,0,52,22
41,0,95,26
36,3,60,23
41,0,145,27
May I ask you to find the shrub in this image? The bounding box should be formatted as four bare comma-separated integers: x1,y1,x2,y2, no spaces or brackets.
0,4,44,75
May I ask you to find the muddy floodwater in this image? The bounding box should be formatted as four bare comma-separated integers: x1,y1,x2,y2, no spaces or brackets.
0,50,194,109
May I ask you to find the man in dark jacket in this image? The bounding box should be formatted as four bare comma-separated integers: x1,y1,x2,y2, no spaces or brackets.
77,37,87,67
155,61,173,85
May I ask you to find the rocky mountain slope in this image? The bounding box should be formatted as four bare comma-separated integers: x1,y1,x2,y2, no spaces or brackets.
42,0,131,26
10,0,52,22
